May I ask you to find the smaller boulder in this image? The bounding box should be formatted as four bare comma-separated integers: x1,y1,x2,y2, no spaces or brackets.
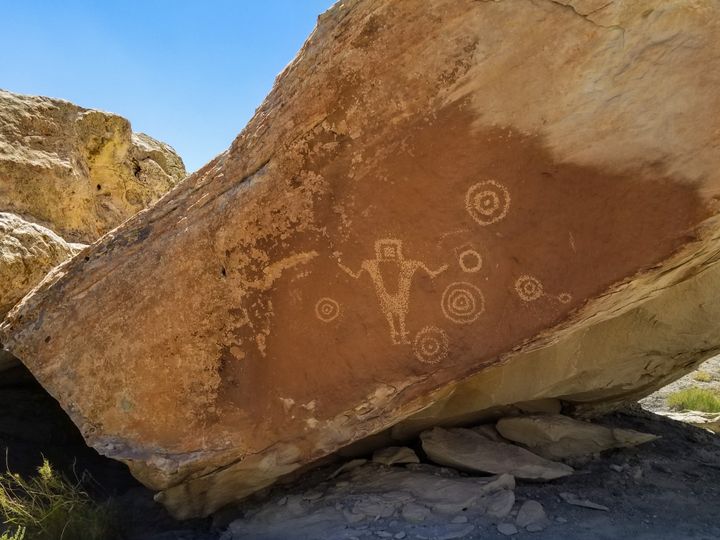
0,212,82,316
496,414,658,459
516,500,548,530
655,411,720,434
420,427,573,481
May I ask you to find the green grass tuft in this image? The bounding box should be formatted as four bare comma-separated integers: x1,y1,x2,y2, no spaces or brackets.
667,387,720,413
0,459,121,540
693,370,714,383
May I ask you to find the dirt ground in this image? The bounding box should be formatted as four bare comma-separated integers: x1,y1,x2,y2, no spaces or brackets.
1,365,719,540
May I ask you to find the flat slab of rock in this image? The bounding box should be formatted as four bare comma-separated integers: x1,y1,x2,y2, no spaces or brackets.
223,463,513,540
421,427,572,480
3,0,720,519
496,414,658,459
559,492,609,512
654,410,720,434
372,446,420,466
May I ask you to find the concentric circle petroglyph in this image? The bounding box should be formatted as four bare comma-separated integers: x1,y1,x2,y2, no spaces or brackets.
441,282,485,324
515,275,544,302
465,180,511,226
458,249,482,273
414,326,449,364
315,297,340,322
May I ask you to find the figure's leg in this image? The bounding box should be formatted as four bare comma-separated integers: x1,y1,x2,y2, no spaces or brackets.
385,312,401,344
396,313,410,344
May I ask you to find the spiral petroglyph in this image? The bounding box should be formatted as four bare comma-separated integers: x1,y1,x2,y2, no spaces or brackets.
465,180,511,226
315,297,340,322
441,282,485,324
413,325,449,364
515,275,544,302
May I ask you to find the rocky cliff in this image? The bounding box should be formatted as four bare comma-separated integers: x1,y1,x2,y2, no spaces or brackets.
0,89,185,244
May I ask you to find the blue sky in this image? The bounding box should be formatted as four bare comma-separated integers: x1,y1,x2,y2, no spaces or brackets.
0,1,335,173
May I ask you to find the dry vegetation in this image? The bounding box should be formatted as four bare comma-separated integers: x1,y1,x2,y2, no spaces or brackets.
667,387,720,413
0,459,120,540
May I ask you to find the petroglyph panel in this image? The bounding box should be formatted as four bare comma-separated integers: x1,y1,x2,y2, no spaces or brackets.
4,0,718,518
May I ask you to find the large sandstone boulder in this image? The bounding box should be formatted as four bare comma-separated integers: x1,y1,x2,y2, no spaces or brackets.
3,0,720,519
0,212,82,316
0,90,185,243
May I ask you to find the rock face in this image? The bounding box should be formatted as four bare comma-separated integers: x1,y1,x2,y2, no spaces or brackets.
2,0,720,519
0,212,82,316
0,90,185,243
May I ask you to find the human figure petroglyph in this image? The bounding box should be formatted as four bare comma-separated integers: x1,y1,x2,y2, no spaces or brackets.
338,239,447,344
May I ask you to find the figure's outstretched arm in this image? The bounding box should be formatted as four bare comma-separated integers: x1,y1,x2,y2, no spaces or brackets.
338,262,364,279
421,263,448,279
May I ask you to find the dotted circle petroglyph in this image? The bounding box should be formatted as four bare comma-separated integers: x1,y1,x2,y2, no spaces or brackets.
441,282,485,324
515,275,544,302
414,326,449,364
465,180,511,226
557,292,572,304
458,249,483,273
315,297,340,322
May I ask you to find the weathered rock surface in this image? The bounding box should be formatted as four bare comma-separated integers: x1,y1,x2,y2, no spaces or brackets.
495,414,657,459
0,89,185,243
0,212,82,316
222,463,514,540
3,0,720,519
421,427,573,480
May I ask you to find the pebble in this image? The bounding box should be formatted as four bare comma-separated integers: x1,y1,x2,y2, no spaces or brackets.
394,533,406,539
401,502,431,523
497,523,518,536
